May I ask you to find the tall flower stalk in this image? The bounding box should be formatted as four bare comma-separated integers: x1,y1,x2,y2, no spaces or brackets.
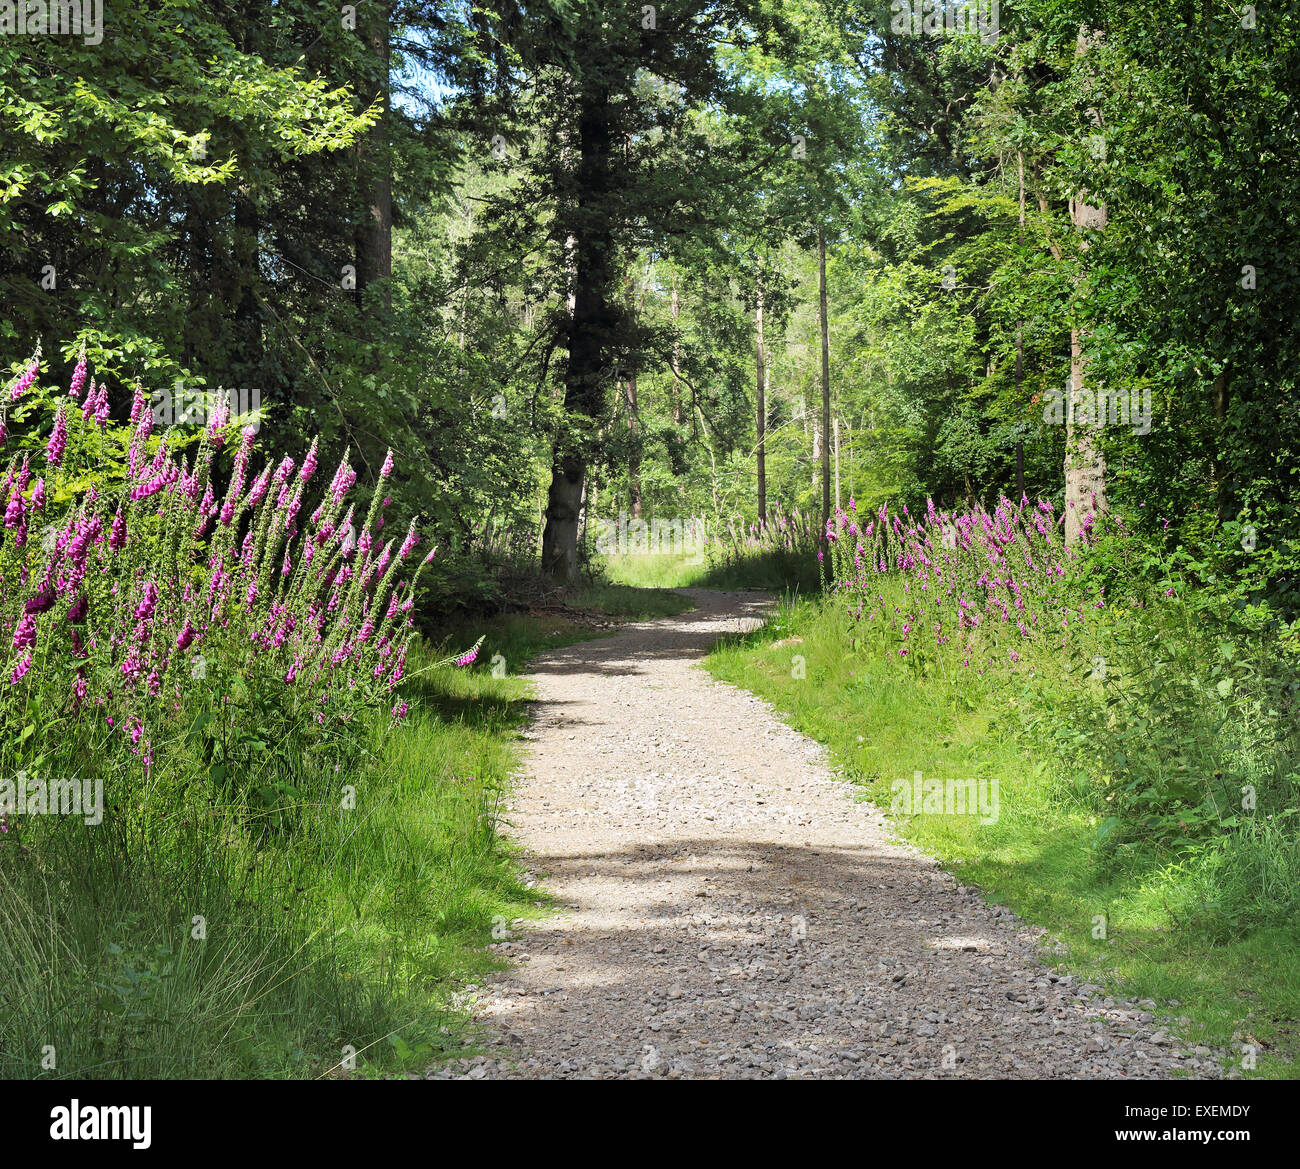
826,494,1122,668
1,352,443,771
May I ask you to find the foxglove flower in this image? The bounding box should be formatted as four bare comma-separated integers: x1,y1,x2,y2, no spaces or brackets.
207,397,231,441
9,350,38,401
283,484,303,531
24,584,56,614
69,345,88,399
109,506,127,550
299,437,318,482
4,487,24,530
397,521,418,560
9,649,32,684
134,582,158,622
13,613,37,649
328,454,356,506
47,405,68,466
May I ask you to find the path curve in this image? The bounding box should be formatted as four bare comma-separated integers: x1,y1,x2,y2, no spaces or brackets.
441,589,1221,1080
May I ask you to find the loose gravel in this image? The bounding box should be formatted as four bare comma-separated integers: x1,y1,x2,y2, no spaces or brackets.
427,589,1225,1080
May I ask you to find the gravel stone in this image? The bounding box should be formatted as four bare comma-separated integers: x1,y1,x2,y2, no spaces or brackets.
441,590,1225,1081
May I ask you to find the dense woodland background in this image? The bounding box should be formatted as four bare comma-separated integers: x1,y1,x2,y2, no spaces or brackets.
5,0,1297,611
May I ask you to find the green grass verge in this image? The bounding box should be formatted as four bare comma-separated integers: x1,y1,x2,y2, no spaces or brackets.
0,585,690,1080
704,597,1300,1079
598,550,818,593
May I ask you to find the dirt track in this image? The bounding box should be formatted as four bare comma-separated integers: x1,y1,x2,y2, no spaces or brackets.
434,589,1221,1080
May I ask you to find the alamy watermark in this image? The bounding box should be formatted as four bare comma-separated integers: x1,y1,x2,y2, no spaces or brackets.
1,772,103,825
0,0,103,45
595,511,705,559
50,1101,150,1150
891,0,999,44
891,770,999,825
1042,384,1152,436
152,385,262,433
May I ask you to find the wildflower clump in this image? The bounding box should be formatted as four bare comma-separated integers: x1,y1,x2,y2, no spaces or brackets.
700,505,821,590
826,493,1121,669
0,349,443,780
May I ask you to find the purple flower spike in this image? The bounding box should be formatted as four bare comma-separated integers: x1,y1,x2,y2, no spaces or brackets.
69,345,88,399
47,405,68,466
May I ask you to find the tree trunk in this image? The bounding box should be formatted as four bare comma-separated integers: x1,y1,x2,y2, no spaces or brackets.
623,271,642,518
354,5,392,313
541,80,616,583
833,415,840,510
819,226,832,585
1064,196,1108,544
1065,313,1106,546
847,419,854,504
577,475,589,555
624,370,642,519
1064,29,1108,548
670,287,681,423
811,408,820,493
755,271,767,522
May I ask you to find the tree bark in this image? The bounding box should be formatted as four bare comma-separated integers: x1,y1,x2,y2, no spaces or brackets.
755,270,767,522
1064,28,1108,549
811,407,820,492
624,272,642,518
833,415,840,510
1065,307,1107,546
354,4,392,313
540,79,616,583
819,225,832,585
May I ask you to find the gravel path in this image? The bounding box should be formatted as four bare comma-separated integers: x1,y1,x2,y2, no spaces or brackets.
436,589,1223,1080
